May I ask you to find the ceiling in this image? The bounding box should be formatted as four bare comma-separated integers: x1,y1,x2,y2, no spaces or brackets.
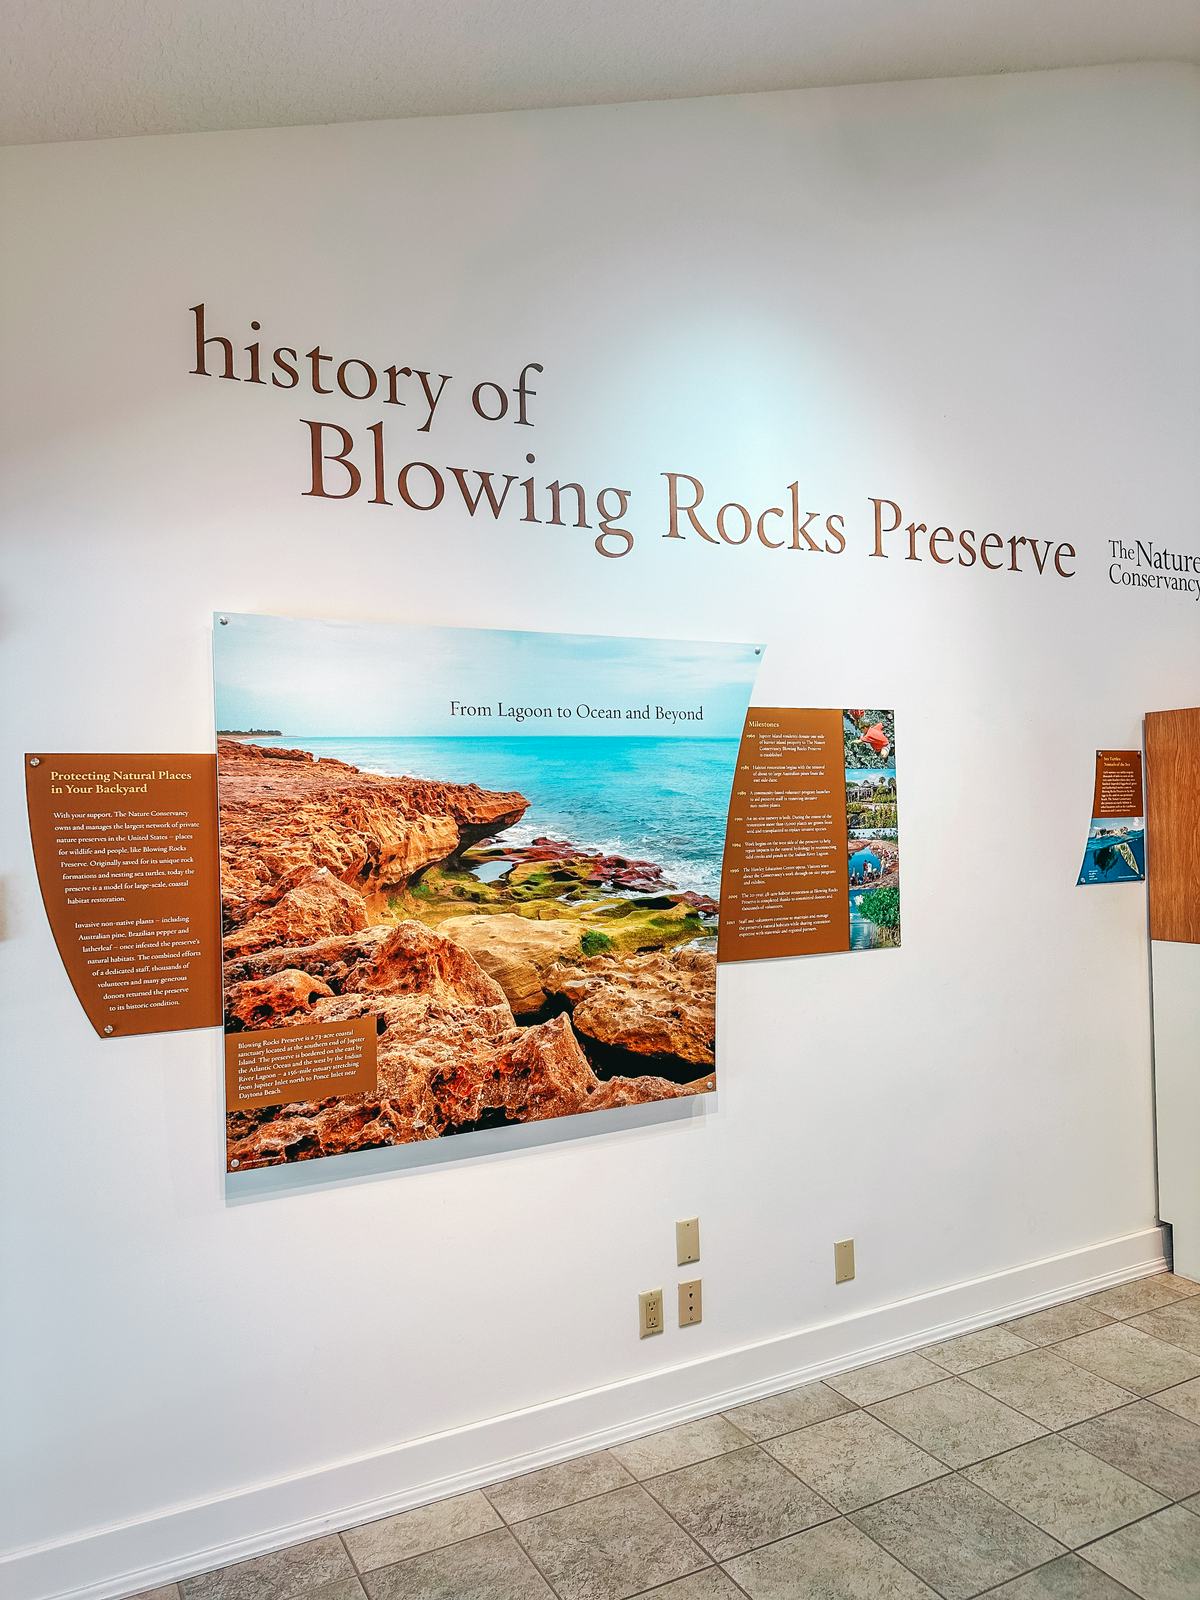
4,0,1199,146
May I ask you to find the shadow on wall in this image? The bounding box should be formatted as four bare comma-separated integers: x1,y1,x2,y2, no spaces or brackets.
224,1087,709,1206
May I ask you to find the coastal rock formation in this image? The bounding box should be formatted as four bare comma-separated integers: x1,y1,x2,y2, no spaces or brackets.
225,920,511,1011
480,836,684,896
225,968,335,1029
224,919,698,1166
217,740,528,923
545,946,717,1070
224,867,370,959
471,838,721,918
436,912,586,1016
218,740,716,1167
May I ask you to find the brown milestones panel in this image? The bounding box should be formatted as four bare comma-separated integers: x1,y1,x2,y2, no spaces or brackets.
719,708,850,960
1145,708,1200,944
25,754,222,1035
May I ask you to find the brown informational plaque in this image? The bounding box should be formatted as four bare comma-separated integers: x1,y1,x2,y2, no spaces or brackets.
719,708,852,960
25,753,222,1036
1076,749,1146,886
1092,750,1144,819
1145,709,1200,944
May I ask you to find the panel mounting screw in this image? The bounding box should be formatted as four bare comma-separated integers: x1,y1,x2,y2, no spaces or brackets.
229,1158,240,1168
218,616,229,625
28,756,40,766
103,1024,114,1035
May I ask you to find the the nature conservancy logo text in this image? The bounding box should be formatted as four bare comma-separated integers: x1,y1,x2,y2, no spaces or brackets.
1109,540,1200,602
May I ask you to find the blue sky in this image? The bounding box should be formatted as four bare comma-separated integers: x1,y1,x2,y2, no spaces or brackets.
214,613,763,738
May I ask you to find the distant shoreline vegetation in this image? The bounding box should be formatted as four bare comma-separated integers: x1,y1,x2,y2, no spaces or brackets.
217,728,282,736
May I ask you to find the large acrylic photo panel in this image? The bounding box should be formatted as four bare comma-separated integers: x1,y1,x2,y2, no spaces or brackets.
214,614,760,1168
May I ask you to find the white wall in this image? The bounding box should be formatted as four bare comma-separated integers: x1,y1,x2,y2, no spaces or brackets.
2,62,1197,1600
1153,940,1200,1279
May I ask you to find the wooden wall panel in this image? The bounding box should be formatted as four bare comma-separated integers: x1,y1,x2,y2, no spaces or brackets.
1146,707,1200,944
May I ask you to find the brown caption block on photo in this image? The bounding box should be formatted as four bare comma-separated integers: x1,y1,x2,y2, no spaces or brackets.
25,753,222,1036
224,1016,379,1113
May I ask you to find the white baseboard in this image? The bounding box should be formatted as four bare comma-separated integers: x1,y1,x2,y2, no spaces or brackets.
5,1224,1166,1600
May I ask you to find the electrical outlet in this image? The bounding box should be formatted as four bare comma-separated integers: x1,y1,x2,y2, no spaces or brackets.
678,1278,702,1326
639,1288,664,1338
834,1238,855,1284
676,1217,700,1266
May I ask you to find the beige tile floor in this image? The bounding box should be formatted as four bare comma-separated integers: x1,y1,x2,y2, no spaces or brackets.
140,1274,1200,1600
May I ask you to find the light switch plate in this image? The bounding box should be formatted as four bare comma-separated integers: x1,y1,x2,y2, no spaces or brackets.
676,1217,700,1266
834,1239,855,1284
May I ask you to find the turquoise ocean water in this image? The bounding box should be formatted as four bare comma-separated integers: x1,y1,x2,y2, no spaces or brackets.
248,735,740,898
